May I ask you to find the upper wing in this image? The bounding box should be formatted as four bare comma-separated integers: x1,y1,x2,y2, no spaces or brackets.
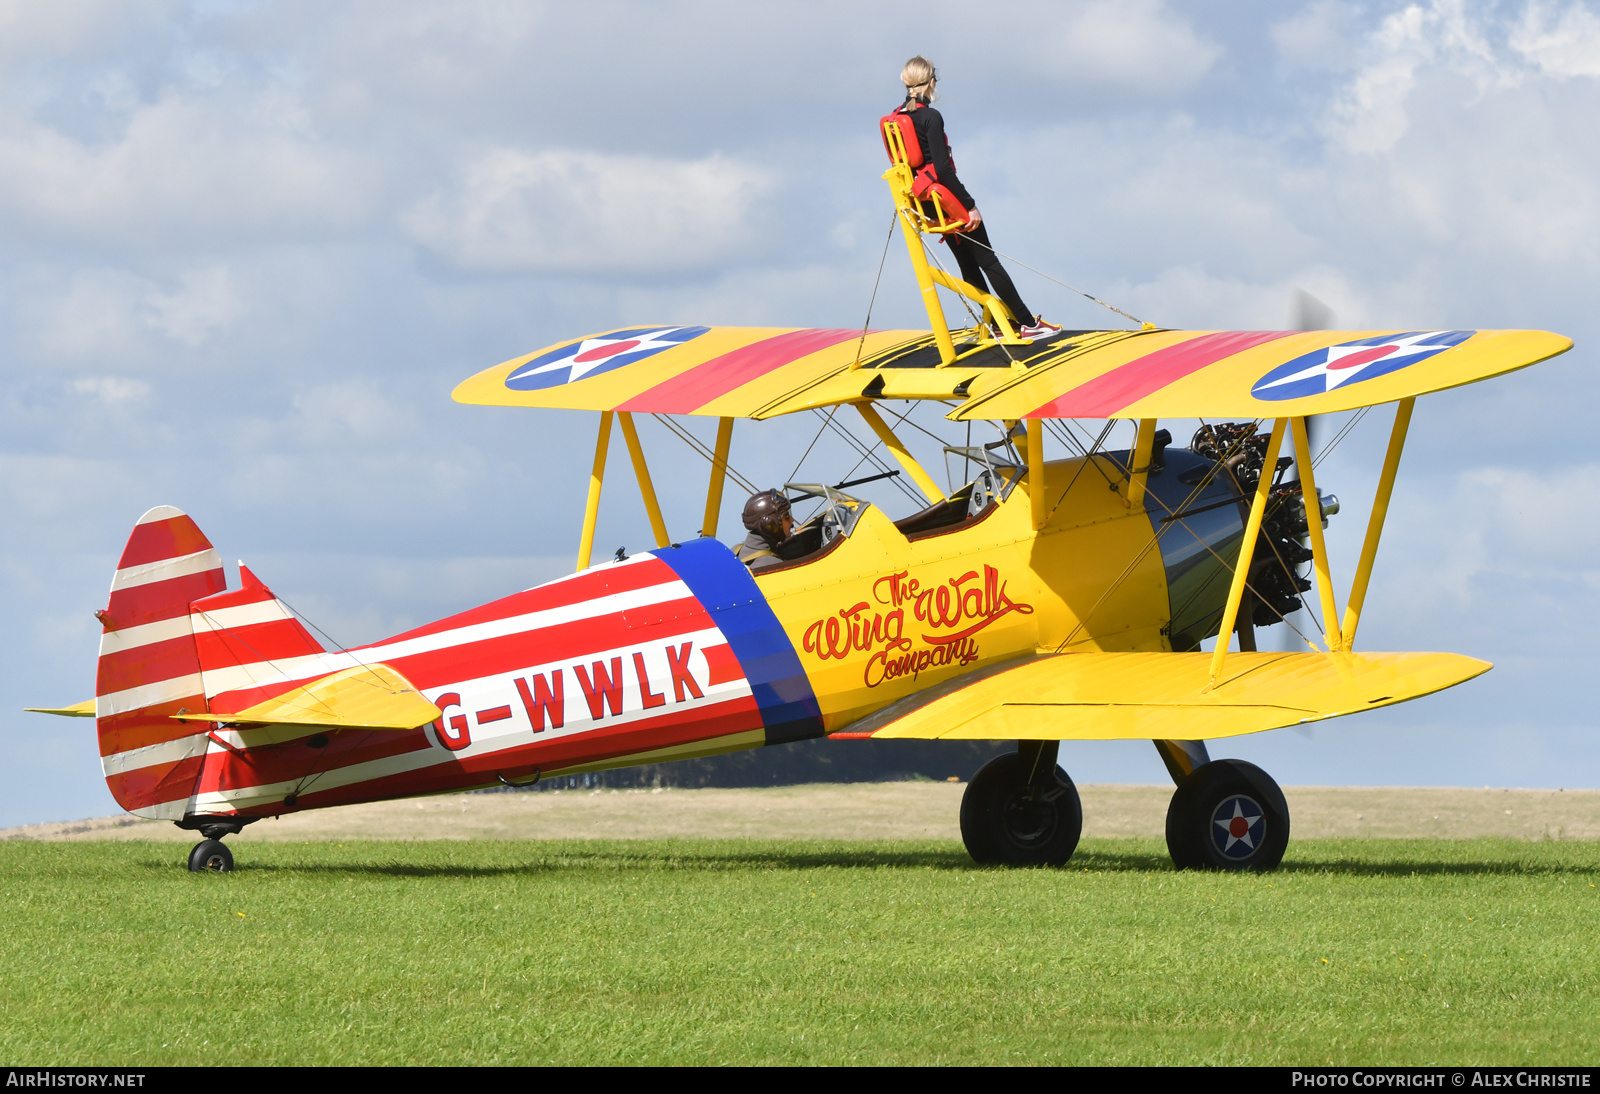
844,650,1490,741
951,328,1570,420
453,325,927,417
453,325,1570,420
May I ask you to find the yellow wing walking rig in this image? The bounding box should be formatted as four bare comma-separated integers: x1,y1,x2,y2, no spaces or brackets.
878,115,1030,366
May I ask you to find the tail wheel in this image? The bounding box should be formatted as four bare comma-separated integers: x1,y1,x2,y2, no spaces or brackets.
960,752,1082,866
1165,759,1289,872
188,839,234,873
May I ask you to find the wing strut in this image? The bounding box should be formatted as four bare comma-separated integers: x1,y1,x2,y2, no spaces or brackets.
1205,400,1413,677
1124,418,1158,510
576,411,613,572
618,412,670,549
855,404,946,505
1342,397,1415,649
1209,418,1287,686
1025,419,1046,530
700,416,735,538
1293,415,1343,651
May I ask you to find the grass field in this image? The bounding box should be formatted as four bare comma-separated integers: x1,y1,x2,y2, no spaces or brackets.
2,837,1597,1065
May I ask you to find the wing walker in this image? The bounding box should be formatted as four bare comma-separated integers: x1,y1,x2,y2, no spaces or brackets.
30,121,1572,873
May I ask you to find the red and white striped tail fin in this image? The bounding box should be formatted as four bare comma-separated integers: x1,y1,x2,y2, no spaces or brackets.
190,563,329,712
95,506,227,819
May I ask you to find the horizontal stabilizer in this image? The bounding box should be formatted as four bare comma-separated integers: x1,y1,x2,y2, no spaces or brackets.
24,699,95,717
173,662,441,730
849,650,1491,741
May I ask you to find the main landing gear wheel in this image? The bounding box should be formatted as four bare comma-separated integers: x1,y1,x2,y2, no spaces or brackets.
960,746,1082,866
188,839,234,873
1165,759,1289,872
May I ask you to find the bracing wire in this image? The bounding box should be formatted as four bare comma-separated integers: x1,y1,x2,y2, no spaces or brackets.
1051,418,1323,654
1311,406,1372,471
821,411,927,506
913,225,1021,371
650,413,759,495
958,231,1149,329
204,592,397,802
851,212,899,368
787,405,839,485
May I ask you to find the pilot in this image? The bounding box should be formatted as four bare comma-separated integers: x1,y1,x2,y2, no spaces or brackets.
734,489,795,572
894,56,1061,339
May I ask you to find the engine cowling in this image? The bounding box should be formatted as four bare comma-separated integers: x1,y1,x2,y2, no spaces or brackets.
1122,425,1337,652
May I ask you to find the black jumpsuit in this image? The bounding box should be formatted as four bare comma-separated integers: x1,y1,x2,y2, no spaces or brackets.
902,99,1035,327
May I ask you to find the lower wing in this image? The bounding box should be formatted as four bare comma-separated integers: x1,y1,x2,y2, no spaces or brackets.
844,651,1490,741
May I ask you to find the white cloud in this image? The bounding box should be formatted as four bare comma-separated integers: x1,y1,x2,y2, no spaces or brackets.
1273,1,1363,67
30,265,246,359
0,453,139,532
288,379,419,446
1328,0,1508,154
1511,1,1600,76
0,1,160,69
403,147,776,275
144,266,243,345
1041,0,1221,94
0,88,373,245
1378,463,1600,619
1108,264,1381,331
71,376,150,404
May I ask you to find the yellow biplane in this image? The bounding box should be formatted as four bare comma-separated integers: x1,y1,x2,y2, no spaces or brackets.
36,128,1571,874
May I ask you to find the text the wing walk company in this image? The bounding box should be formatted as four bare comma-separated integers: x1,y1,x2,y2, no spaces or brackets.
802,564,1035,687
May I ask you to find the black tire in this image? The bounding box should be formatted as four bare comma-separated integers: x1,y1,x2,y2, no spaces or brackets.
1165,759,1289,872
960,752,1083,866
188,839,234,873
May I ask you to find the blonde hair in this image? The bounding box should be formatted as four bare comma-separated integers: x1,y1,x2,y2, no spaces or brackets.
900,55,937,103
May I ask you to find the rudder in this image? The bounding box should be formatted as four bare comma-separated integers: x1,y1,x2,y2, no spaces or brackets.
95,506,226,819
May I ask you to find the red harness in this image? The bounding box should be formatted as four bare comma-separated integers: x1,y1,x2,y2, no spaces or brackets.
880,105,971,229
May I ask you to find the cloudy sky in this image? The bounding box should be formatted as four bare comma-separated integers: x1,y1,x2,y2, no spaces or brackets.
4,0,1598,827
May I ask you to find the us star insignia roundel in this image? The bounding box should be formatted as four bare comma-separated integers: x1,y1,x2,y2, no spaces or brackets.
1250,330,1474,401
1211,794,1265,859
504,325,711,391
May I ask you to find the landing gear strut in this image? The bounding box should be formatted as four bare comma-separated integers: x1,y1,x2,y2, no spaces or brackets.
176,814,257,873
960,741,1082,866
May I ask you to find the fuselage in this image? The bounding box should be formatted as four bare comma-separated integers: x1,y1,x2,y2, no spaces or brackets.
105,448,1248,821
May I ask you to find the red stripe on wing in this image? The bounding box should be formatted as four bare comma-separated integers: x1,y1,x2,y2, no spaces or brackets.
616,328,862,414
1026,331,1292,418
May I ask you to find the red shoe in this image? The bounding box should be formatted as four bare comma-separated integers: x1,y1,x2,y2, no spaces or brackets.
1019,317,1063,339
